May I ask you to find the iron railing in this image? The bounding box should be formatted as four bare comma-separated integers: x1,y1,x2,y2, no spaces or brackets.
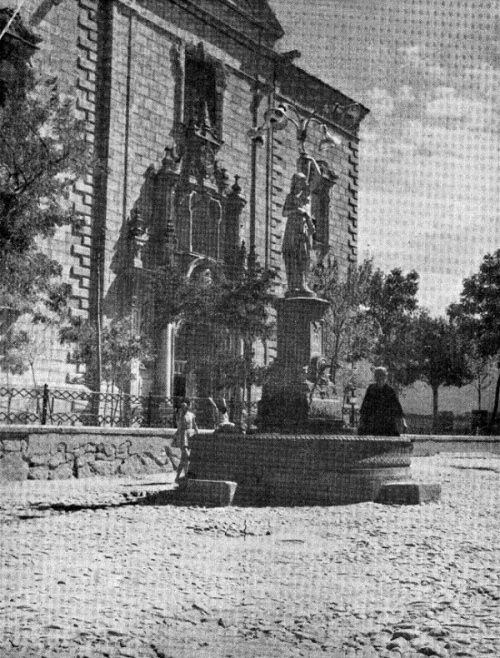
4,386,482,434
0,385,259,429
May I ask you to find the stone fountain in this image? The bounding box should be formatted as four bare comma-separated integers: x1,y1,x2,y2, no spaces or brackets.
188,168,426,506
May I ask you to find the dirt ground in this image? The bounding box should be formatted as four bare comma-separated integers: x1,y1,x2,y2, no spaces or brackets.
0,453,499,658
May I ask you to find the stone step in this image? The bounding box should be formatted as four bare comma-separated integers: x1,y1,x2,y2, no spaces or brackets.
147,479,238,507
376,481,441,505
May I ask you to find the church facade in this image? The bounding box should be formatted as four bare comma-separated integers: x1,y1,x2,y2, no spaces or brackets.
1,0,367,414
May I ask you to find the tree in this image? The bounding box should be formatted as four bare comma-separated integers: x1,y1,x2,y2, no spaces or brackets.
411,313,472,431
145,253,277,404
365,267,421,389
463,343,496,412
310,260,422,399
448,249,500,431
61,315,155,392
311,257,378,397
0,29,91,377
215,256,276,401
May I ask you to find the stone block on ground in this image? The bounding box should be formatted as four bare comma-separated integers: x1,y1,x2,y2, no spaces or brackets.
148,479,238,507
181,479,237,506
376,481,441,505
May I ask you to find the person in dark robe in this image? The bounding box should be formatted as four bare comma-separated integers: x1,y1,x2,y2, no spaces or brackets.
358,367,407,436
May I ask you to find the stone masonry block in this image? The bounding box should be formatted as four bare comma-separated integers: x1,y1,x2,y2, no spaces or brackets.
0,453,29,481
71,244,91,257
78,34,97,52
180,480,237,507
77,55,95,72
376,482,441,505
78,77,95,93
3,439,27,452
71,266,90,279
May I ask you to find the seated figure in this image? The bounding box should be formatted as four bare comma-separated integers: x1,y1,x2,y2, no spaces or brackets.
208,397,236,432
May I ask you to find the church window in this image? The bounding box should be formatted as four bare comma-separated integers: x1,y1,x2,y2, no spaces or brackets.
183,44,225,143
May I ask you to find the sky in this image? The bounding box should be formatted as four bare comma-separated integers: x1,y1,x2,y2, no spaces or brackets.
269,0,500,316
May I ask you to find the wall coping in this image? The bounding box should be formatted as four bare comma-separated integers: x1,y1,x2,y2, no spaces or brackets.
408,434,500,443
0,426,213,438
0,427,499,442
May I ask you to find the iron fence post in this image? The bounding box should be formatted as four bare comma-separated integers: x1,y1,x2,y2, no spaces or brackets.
41,384,49,425
147,391,153,427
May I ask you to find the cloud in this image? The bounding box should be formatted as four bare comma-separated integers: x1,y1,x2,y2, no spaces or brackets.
433,86,455,99
271,0,500,314
425,89,497,132
426,94,484,120
363,88,395,119
396,85,416,103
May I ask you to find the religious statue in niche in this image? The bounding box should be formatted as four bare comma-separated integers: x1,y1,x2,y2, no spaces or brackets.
282,172,316,296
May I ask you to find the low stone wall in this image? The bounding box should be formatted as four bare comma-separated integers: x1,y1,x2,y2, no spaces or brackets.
1,428,499,484
410,434,500,456
0,426,208,482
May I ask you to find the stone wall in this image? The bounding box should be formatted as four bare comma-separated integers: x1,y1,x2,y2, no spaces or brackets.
0,427,207,482
410,435,500,457
2,426,498,486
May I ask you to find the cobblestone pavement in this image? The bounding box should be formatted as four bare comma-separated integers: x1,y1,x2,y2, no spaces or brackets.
0,453,499,658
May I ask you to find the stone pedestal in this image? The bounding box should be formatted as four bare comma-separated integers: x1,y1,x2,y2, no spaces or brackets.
276,296,329,378
258,295,343,432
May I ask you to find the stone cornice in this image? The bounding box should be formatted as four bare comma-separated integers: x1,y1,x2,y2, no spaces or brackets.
117,0,283,61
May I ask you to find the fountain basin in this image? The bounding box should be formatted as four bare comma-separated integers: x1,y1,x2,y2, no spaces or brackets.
188,433,413,506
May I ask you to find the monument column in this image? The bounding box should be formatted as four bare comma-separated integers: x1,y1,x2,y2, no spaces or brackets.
258,165,342,432
276,296,329,378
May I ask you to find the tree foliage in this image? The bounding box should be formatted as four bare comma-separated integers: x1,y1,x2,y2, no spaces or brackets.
448,250,500,358
0,71,91,313
60,315,155,391
216,259,277,346
365,267,420,389
311,260,422,395
139,257,277,398
448,249,500,429
311,258,377,394
465,348,496,412
411,313,472,430
0,50,92,374
155,259,277,346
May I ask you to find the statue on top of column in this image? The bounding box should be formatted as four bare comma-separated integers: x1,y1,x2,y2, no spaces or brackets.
282,172,316,296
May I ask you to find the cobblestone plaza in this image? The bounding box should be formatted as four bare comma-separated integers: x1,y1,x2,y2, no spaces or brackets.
1,453,499,657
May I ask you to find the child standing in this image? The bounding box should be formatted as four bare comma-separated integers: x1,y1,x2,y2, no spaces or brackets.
174,398,199,484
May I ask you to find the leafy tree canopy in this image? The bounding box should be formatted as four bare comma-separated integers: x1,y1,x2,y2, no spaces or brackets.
448,249,500,430
448,249,500,359
365,267,420,388
311,257,377,391
152,258,277,347
0,65,92,326
60,315,155,390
